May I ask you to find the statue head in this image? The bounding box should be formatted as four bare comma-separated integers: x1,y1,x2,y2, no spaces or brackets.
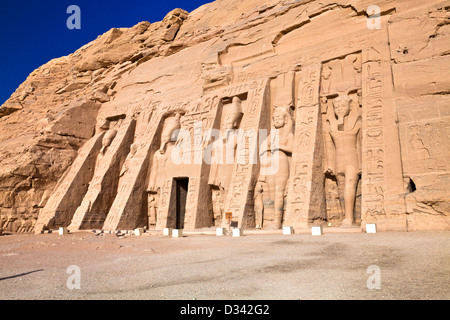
333,95,351,117
332,95,352,129
129,143,138,156
272,107,291,129
222,97,243,130
100,129,118,154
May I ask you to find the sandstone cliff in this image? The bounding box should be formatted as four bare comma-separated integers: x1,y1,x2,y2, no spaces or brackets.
0,0,449,233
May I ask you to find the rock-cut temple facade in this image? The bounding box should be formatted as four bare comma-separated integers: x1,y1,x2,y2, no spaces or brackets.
0,0,449,234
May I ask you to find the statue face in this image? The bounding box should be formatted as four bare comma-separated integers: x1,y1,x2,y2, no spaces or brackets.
333,99,350,118
130,143,138,155
102,129,118,147
223,110,241,130
102,137,113,148
273,110,287,129
333,98,351,118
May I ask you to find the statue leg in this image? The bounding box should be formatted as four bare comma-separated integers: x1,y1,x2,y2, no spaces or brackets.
255,206,262,229
264,175,276,229
341,167,359,227
273,155,289,229
336,174,346,220
274,187,284,229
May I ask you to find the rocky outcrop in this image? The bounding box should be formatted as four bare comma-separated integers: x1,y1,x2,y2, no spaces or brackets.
0,0,448,234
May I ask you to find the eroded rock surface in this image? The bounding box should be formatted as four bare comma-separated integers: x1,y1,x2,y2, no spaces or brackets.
0,0,448,234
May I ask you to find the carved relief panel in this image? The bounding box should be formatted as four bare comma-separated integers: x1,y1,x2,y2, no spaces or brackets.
284,64,326,228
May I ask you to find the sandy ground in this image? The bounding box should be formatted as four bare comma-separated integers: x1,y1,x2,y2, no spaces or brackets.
0,229,449,300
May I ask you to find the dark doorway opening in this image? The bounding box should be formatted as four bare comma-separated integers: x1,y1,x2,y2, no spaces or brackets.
175,178,189,229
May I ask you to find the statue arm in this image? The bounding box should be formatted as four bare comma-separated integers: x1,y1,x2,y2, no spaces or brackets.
277,133,294,154
324,120,335,174
355,118,362,174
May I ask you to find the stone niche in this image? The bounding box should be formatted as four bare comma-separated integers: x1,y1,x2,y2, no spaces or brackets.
321,52,363,228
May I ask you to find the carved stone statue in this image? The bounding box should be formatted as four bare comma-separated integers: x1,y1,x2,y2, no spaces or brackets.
254,180,265,229
211,188,224,226
147,194,157,228
324,95,361,227
101,129,118,155
118,142,139,191
325,177,343,222
95,129,118,169
159,113,181,154
120,143,138,177
148,112,182,192
260,106,294,229
0,215,7,230
208,97,244,204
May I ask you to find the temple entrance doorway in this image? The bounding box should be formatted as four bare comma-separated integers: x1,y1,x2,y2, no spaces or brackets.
175,178,189,229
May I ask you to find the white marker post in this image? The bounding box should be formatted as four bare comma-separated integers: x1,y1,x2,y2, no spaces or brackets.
232,228,243,237
311,226,323,236
216,228,226,236
366,224,377,234
282,226,294,235
172,229,183,238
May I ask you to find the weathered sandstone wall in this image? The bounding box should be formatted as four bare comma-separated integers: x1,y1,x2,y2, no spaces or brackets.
0,0,448,233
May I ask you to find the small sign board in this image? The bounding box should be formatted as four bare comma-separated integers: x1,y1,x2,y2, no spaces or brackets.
230,221,239,228
225,212,233,220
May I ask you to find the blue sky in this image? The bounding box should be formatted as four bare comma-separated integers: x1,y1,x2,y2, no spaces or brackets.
0,0,213,105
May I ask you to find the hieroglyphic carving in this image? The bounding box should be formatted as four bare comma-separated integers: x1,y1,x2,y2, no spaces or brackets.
361,48,386,217
160,179,172,209
223,79,269,228
402,122,449,174
321,53,362,95
154,178,175,229
284,64,324,228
